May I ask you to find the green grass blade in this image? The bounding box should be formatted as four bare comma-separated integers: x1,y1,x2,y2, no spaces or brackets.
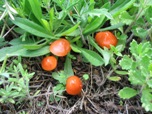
12,17,54,39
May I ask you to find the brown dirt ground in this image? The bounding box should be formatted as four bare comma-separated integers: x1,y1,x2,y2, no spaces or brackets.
0,54,151,114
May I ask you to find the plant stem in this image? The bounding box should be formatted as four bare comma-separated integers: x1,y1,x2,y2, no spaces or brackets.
0,21,6,37
125,0,148,34
0,56,8,73
124,8,143,34
73,6,87,45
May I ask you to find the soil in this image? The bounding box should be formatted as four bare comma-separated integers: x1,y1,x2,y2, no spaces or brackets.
0,54,151,114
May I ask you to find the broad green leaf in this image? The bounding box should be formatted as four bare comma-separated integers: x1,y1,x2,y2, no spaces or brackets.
119,11,133,25
140,55,150,77
89,37,111,66
83,16,105,35
81,49,104,66
0,45,50,62
18,46,50,57
110,0,136,17
28,0,42,21
86,8,113,19
118,87,138,99
130,40,152,57
111,11,133,28
12,17,54,38
129,70,145,85
52,71,68,84
132,27,148,39
23,40,48,50
108,76,121,81
64,56,74,76
141,88,152,112
98,22,124,32
145,6,152,24
70,44,81,53
119,55,133,70
53,84,65,95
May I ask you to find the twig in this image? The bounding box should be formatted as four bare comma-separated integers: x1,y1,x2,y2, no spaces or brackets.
66,98,81,114
125,103,129,114
88,65,93,95
126,32,134,44
2,25,15,38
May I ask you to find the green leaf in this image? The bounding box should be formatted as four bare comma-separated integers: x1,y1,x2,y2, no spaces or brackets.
28,0,42,21
118,87,138,99
81,49,104,66
147,80,152,88
22,46,50,57
50,84,65,102
140,56,150,77
71,44,82,53
83,16,105,35
23,42,47,50
111,45,124,56
110,0,136,17
67,0,81,10
52,71,68,84
132,27,148,39
0,45,50,62
41,19,51,32
149,64,152,73
108,76,121,81
129,40,152,58
119,55,133,70
111,11,133,28
59,22,80,36
115,70,128,75
89,37,111,66
64,56,74,76
0,73,10,78
83,74,89,80
53,84,65,95
0,37,7,47
129,70,145,85
49,8,54,32
145,6,152,24
23,44,45,50
119,11,133,25
8,98,15,104
141,88,152,112
12,17,54,38
98,22,124,31
86,8,113,19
